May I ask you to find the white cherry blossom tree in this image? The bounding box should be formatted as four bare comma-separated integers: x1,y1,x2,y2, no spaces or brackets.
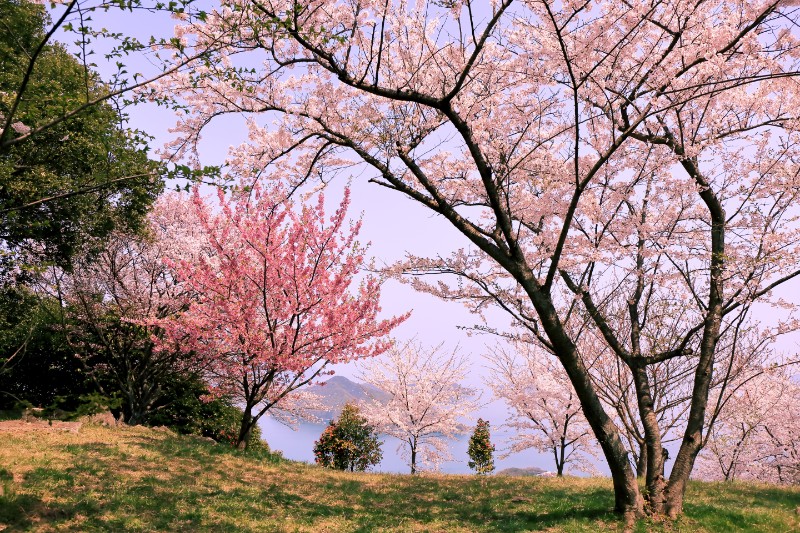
487,341,598,476
696,368,800,485
63,194,204,424
359,340,478,474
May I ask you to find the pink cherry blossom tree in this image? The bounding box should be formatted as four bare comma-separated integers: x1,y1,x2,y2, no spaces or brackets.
358,340,478,473
155,184,406,449
487,341,598,476
146,0,800,517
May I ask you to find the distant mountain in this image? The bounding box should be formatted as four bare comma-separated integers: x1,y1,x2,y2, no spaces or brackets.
306,375,391,423
495,466,549,477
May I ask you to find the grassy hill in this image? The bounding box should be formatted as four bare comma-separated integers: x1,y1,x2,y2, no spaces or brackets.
0,422,798,532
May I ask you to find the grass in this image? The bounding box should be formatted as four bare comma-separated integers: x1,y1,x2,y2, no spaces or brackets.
0,423,798,532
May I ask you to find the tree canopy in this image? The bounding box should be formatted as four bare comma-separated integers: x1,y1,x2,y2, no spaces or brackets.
313,403,383,472
0,0,162,273
467,418,495,476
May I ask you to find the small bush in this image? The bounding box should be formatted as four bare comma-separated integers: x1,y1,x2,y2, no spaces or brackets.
467,418,495,475
313,403,382,472
144,374,267,450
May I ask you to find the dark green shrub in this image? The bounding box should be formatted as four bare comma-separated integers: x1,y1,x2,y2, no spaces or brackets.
0,288,91,411
144,374,267,450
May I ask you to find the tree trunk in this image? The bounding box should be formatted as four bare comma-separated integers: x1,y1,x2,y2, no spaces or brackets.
636,444,647,478
664,166,726,518
125,388,155,426
525,284,643,517
556,439,566,476
632,366,666,514
410,439,417,475
122,370,160,426
237,406,254,450
127,407,144,426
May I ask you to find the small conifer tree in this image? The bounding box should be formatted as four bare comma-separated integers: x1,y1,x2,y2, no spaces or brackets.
467,418,495,475
313,403,383,472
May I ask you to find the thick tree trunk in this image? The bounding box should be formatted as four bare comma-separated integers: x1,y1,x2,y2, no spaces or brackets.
525,285,643,517
123,387,147,426
632,366,666,514
237,406,254,450
121,367,161,426
126,408,145,426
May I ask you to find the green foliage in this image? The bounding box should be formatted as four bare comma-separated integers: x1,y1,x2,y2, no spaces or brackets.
202,401,267,451
467,418,495,475
71,392,123,419
0,287,91,410
0,284,266,450
0,0,163,272
313,403,383,472
143,374,266,451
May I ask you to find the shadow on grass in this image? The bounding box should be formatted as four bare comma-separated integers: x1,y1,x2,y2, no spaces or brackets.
24,433,800,532
346,483,617,532
26,437,623,531
0,492,42,530
683,481,800,532
0,472,85,531
227,473,619,532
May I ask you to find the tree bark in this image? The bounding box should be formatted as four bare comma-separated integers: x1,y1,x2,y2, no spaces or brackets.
410,442,417,475
524,282,643,517
632,366,666,514
664,163,726,518
237,407,254,450
636,444,647,478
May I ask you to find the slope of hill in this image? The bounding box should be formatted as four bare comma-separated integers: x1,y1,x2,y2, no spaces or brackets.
306,375,391,422
0,421,798,532
496,466,549,477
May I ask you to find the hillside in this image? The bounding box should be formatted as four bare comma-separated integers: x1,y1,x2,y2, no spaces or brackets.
1,421,798,532
496,466,549,477
306,375,391,422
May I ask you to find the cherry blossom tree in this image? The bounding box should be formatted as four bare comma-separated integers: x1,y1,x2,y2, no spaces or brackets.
487,341,597,476
587,303,793,480
63,193,202,424
155,184,406,449
359,340,478,473
148,0,800,518
695,368,800,485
